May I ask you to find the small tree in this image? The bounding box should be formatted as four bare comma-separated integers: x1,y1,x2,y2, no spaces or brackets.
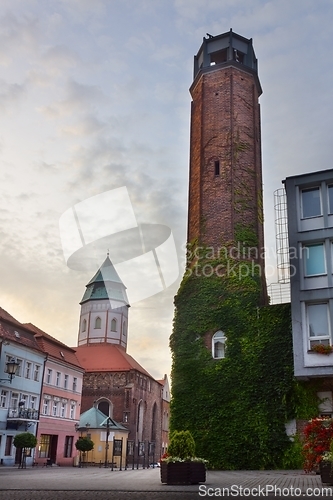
13,432,37,469
167,430,196,460
75,436,94,466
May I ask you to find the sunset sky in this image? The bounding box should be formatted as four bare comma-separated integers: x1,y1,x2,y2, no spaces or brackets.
1,0,333,381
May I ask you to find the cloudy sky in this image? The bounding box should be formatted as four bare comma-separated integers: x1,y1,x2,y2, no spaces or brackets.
1,0,333,381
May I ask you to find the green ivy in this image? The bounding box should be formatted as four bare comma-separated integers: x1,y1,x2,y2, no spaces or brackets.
170,253,318,470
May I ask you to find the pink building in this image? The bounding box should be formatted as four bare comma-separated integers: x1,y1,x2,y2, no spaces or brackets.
25,324,84,466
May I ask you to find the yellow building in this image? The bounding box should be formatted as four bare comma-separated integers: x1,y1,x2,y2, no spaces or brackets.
75,403,129,467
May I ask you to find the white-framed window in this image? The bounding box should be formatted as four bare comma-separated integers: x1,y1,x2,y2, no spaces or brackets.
212,330,227,359
15,359,22,377
0,390,8,408
56,372,61,387
52,401,59,416
301,186,322,218
24,362,31,379
42,399,50,415
46,368,52,384
303,243,326,276
11,392,19,409
61,402,67,418
34,364,41,382
64,374,68,389
111,318,117,331
307,303,331,349
30,396,37,409
73,377,77,392
95,317,101,329
70,404,75,419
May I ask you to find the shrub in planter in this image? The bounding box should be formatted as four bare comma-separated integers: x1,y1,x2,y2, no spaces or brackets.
160,430,206,484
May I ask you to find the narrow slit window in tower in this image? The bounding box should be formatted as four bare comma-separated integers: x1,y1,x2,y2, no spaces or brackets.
214,160,220,176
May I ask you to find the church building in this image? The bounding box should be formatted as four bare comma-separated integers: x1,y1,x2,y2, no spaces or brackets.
74,255,168,463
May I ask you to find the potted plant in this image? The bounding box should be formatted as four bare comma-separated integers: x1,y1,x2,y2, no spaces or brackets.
75,436,94,467
13,432,38,469
320,440,333,485
160,430,207,484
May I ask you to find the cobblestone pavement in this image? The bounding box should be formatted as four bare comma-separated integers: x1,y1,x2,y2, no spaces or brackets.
0,466,331,500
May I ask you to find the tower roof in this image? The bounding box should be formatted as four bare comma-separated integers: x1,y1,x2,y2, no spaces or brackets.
80,255,129,306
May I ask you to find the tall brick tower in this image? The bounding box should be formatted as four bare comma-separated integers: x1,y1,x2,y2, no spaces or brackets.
188,29,265,286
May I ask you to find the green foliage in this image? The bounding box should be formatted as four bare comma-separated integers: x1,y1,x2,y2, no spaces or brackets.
13,432,37,449
168,430,196,459
75,436,94,453
281,435,304,470
170,253,317,470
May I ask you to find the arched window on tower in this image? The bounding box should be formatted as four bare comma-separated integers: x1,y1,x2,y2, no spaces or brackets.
95,317,101,329
82,319,86,332
111,318,117,332
212,330,226,359
122,321,127,337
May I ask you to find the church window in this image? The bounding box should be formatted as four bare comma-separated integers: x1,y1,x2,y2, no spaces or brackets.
111,318,117,332
123,321,127,336
212,330,226,359
82,319,86,332
95,317,101,329
214,160,220,176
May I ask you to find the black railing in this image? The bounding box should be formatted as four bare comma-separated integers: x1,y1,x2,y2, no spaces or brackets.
7,407,40,420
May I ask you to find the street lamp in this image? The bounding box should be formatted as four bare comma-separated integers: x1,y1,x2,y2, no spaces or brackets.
0,358,20,383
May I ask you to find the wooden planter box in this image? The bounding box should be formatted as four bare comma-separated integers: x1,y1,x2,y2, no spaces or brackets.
160,461,206,485
320,461,333,485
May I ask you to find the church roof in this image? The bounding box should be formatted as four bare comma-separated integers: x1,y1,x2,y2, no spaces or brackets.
78,405,128,431
80,256,129,305
74,343,153,378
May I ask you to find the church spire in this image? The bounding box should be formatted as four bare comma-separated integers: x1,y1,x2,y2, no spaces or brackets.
77,255,129,350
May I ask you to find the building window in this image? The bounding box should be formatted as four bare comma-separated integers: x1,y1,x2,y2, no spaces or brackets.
24,362,31,379
34,365,41,382
56,372,61,387
328,185,333,214
64,374,68,389
301,187,321,218
15,359,22,377
30,396,37,409
70,404,75,419
111,318,117,331
39,435,51,458
82,319,87,332
95,317,101,329
43,399,50,415
303,244,326,276
52,401,59,416
214,160,220,176
10,392,19,409
123,321,127,337
307,303,331,349
64,436,73,458
61,403,67,418
0,390,8,408
46,369,52,384
73,377,77,392
212,330,226,359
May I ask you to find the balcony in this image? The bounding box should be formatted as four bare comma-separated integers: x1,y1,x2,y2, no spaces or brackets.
7,407,39,423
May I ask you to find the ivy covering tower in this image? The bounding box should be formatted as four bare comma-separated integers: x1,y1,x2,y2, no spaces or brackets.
170,31,317,470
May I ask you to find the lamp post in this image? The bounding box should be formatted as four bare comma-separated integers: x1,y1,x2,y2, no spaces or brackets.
0,358,20,383
74,422,91,467
104,417,111,468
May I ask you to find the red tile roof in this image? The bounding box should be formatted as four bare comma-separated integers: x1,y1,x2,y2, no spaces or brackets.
74,343,154,378
24,323,84,370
